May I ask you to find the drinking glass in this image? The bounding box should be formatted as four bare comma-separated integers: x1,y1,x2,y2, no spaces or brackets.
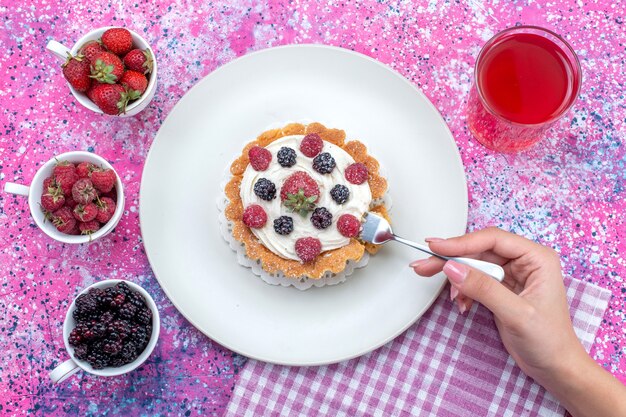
467,26,582,152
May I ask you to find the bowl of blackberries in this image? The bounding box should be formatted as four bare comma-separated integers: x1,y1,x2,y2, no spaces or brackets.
49,280,160,383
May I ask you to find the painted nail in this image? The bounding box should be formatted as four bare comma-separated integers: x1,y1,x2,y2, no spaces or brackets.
443,260,469,286
425,237,445,243
409,259,429,268
456,297,467,314
450,286,459,301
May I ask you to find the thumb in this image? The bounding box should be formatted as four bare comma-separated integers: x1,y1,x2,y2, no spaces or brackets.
443,260,528,325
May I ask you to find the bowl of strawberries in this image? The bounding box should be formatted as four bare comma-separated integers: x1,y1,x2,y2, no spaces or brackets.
47,27,157,117
4,151,125,244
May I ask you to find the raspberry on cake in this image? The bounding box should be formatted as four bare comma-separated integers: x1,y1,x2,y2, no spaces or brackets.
224,122,389,280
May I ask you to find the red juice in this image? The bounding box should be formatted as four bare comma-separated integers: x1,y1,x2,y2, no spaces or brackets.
467,27,581,152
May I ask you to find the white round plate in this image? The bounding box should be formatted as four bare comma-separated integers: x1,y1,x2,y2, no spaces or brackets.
140,45,467,366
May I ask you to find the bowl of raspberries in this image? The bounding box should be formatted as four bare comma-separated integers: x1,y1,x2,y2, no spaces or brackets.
48,280,160,383
46,26,157,116
3,151,125,244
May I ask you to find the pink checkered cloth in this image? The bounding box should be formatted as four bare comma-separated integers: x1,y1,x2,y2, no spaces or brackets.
225,277,610,416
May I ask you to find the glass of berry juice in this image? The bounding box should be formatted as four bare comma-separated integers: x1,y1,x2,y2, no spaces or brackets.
467,26,581,152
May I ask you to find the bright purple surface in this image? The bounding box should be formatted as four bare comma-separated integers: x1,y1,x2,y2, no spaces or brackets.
0,0,624,416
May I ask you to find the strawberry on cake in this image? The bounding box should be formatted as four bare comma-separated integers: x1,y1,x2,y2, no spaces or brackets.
224,122,388,279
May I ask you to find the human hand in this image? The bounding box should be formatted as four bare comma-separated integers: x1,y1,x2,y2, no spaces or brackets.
410,227,585,385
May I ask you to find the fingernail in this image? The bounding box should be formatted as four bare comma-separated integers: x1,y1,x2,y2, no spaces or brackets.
456,297,467,314
425,237,444,243
450,286,459,301
409,259,428,268
443,260,469,285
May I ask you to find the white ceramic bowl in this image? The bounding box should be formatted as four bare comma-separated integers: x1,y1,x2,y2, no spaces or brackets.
49,279,160,383
3,151,125,244
46,26,158,117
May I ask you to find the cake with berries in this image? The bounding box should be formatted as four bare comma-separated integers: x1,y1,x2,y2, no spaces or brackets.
224,122,389,279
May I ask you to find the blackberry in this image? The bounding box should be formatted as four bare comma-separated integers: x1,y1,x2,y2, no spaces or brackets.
119,302,138,320
310,207,333,229
130,325,151,349
120,341,139,364
103,339,123,355
75,293,99,314
100,311,115,325
72,307,96,322
68,327,83,346
86,341,110,369
312,152,336,174
126,292,147,309
73,344,89,360
277,147,297,167
253,178,276,201
273,216,294,235
89,322,107,339
330,184,350,204
110,292,126,309
116,281,133,296
107,319,131,340
136,308,152,325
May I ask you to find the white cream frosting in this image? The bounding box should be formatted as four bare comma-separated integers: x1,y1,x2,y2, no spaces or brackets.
240,135,372,261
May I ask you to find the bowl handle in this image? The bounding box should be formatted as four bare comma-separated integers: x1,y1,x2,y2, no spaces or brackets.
4,182,30,196
46,40,71,62
49,359,80,384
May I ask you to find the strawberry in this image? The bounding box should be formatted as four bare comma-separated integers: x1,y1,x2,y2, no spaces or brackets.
345,163,369,185
79,220,101,235
242,204,267,228
280,171,320,203
337,214,361,238
90,51,124,84
300,133,323,157
91,168,116,192
123,48,153,74
86,83,99,102
52,206,76,234
120,70,147,94
73,203,98,222
76,162,95,178
90,83,138,115
295,237,321,263
54,162,79,197
248,146,272,171
96,196,116,223
62,53,92,92
72,178,97,204
101,28,133,56
79,40,105,63
41,184,65,212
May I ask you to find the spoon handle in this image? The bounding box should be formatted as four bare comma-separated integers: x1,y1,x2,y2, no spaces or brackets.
393,236,505,282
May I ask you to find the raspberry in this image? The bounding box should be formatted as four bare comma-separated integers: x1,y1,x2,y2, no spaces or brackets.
73,203,98,222
253,178,276,201
280,171,319,202
96,196,116,223
277,147,297,167
40,184,65,212
79,220,101,235
72,178,97,205
312,152,336,174
337,214,361,238
43,176,56,192
242,204,267,228
273,216,294,235
330,184,350,204
52,206,76,234
248,146,272,171
55,169,79,197
54,161,76,179
295,237,322,263
91,168,116,193
65,195,78,209
345,163,369,185
76,162,95,178
310,207,333,229
300,133,323,157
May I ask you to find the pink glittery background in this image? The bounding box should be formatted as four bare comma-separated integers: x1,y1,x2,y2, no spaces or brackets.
1,0,624,415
